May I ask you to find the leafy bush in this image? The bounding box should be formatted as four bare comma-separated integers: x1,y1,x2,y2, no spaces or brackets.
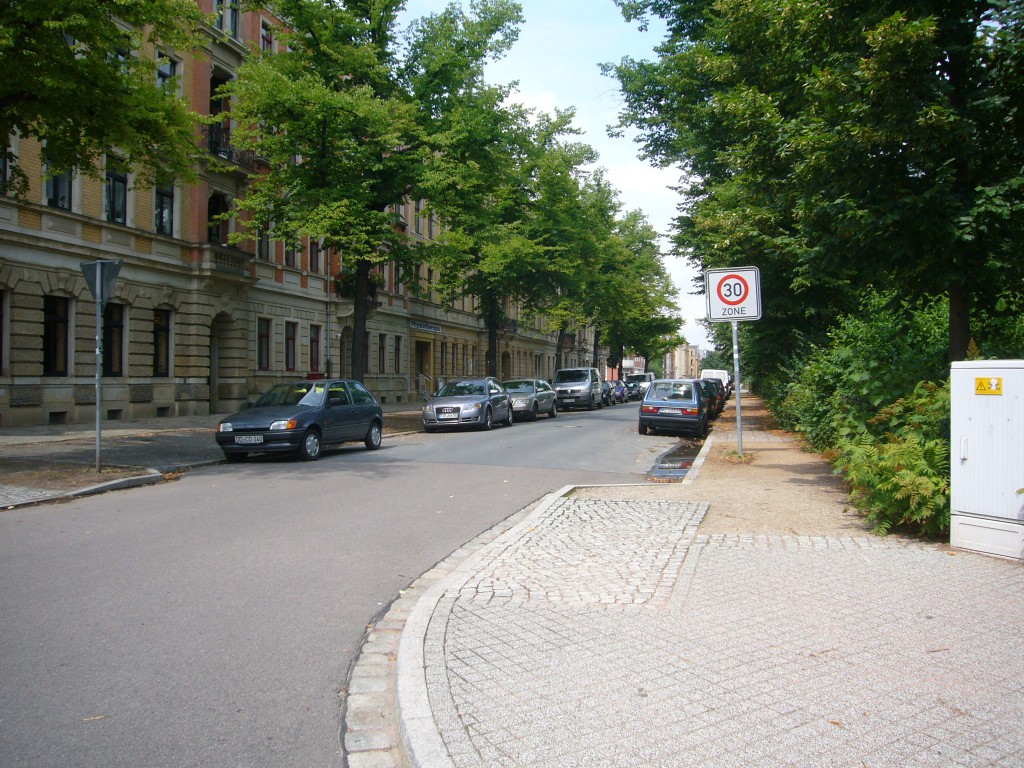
773,291,948,451
833,380,951,537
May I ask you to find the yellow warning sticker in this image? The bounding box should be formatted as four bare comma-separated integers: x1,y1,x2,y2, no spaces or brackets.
975,377,1003,395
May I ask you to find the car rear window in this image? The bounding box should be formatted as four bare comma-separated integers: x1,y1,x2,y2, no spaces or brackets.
649,382,694,400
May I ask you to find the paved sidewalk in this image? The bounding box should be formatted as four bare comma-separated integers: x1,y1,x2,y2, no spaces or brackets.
344,398,1024,768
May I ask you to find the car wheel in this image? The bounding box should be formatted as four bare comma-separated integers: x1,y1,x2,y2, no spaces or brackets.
504,406,514,427
638,421,648,435
530,403,539,421
299,429,322,461
224,452,246,463
482,408,493,430
548,400,557,418
701,418,710,438
364,421,383,450
588,395,596,411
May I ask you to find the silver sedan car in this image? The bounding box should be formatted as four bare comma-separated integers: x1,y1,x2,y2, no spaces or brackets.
422,377,514,432
501,378,558,421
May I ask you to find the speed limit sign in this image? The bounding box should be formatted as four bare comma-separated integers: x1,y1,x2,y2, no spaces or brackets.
706,267,761,322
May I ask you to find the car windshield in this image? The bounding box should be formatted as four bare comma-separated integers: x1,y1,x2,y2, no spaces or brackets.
502,381,534,393
254,382,325,407
553,370,587,383
437,380,486,397
649,381,694,400
626,374,648,384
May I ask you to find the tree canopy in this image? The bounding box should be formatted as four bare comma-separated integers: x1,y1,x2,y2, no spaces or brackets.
607,0,1024,379
0,0,205,191
224,0,422,380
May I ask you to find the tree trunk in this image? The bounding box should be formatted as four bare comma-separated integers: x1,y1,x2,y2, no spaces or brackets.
591,327,601,370
350,258,371,381
483,291,499,377
949,283,970,363
555,325,568,371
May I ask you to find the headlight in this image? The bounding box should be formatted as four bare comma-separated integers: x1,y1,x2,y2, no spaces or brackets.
218,423,233,433
270,419,297,430
462,402,482,412
513,398,527,407
423,404,434,415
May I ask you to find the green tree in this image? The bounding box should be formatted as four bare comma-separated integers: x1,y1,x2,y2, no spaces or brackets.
599,209,683,370
224,0,421,381
405,1,564,376
607,0,1024,373
0,0,205,192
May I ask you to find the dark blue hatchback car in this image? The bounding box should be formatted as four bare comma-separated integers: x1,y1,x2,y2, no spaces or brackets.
216,379,384,461
637,378,710,438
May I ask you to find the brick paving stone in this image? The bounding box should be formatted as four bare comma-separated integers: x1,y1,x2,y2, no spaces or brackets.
413,495,1024,768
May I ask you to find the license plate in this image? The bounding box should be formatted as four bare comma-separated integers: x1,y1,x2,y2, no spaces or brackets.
235,435,264,444
438,408,459,420
659,408,682,415
562,397,575,402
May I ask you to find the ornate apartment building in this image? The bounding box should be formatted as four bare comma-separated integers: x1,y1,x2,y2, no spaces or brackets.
0,2,596,428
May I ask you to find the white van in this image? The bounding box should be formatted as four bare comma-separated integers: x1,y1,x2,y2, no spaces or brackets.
552,367,603,410
701,368,732,396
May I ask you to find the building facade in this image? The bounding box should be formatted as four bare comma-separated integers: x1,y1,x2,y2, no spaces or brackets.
0,2,596,428
663,343,702,379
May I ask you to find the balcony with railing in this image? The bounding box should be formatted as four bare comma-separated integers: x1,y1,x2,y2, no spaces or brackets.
201,124,257,171
195,242,255,283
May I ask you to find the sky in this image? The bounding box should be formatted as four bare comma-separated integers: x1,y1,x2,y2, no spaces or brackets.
398,0,710,350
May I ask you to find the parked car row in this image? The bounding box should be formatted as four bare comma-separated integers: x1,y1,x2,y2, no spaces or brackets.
426,368,629,433
637,376,728,438
215,368,695,462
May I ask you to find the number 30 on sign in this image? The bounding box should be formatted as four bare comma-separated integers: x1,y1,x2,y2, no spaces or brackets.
705,267,762,322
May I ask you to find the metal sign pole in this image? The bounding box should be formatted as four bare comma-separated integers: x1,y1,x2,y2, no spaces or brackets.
732,319,743,456
94,261,103,472
80,258,120,473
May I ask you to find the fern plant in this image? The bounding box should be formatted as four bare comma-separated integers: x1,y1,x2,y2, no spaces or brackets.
834,380,951,538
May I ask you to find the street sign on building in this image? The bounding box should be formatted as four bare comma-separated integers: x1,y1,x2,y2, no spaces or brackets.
705,267,761,322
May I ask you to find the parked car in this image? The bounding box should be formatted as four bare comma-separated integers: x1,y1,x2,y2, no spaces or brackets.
215,379,384,462
601,380,614,407
422,377,513,431
624,380,642,401
637,378,709,438
625,372,656,399
701,378,726,417
610,380,627,403
501,378,558,421
552,367,603,411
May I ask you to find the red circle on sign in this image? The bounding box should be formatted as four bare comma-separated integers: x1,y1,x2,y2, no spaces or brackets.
717,274,749,306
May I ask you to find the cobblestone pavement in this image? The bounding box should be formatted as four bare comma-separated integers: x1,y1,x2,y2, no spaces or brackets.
344,401,1024,768
397,494,1024,768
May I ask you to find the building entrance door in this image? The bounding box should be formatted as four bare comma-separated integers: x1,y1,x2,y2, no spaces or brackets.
415,340,433,398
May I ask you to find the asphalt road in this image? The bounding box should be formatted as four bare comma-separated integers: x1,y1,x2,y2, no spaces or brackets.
0,403,677,768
